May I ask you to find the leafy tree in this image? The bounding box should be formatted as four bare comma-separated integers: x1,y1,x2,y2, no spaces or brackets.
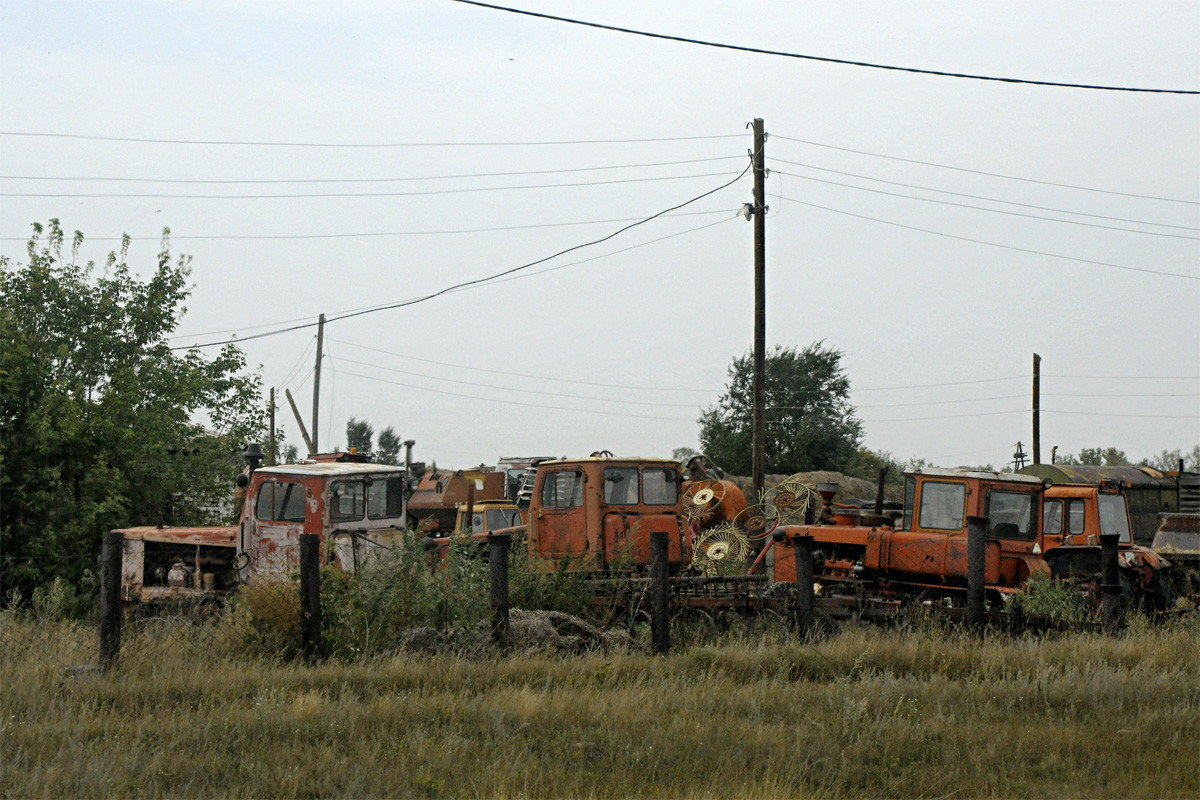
1059,447,1129,466
1140,446,1200,472
699,343,862,476
0,221,264,600
345,417,375,457
376,426,403,465
672,446,699,462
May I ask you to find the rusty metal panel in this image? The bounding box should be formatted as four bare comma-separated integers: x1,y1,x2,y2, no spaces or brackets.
116,526,237,547
1152,513,1199,562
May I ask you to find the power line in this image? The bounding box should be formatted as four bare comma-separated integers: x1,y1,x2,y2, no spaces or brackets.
773,134,1200,204
1,169,741,200
774,192,1200,280
335,367,695,423
773,169,1198,240
327,338,721,394
450,0,1199,94
0,156,743,185
857,410,1027,423
1044,409,1197,419
1044,373,1200,380
19,208,733,247
770,157,1198,231
0,130,743,148
170,164,751,350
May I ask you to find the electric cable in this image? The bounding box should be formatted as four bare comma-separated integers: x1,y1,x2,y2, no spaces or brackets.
169,162,752,350
773,134,1200,204
773,169,1198,239
450,0,1199,94
773,192,1200,280
769,157,1198,230
0,130,744,147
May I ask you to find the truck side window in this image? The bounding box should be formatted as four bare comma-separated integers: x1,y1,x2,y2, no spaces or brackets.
331,481,365,521
918,481,965,531
255,481,306,522
903,477,915,531
1067,500,1085,535
1098,494,1132,544
987,491,1038,541
541,471,584,509
642,468,678,506
366,476,404,519
1043,499,1064,535
603,467,639,505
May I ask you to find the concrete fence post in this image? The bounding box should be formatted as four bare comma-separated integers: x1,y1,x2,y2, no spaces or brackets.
99,530,123,671
1099,533,1124,633
650,530,670,655
791,534,814,634
299,533,322,664
489,533,512,651
966,515,989,630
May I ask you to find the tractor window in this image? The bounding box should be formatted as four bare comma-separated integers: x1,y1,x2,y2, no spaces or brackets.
1098,494,1132,544
330,481,366,521
903,477,915,531
1067,500,1086,535
486,508,522,530
603,467,640,505
255,481,307,522
1043,499,1064,535
367,476,405,520
642,468,678,505
918,481,965,531
541,471,584,509
987,491,1038,540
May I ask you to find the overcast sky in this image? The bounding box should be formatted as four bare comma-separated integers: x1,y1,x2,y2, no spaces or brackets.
2,1,1197,471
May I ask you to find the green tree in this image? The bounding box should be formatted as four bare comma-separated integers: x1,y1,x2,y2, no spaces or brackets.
698,343,862,476
345,417,375,457
1140,446,1200,472
376,426,402,465
0,221,264,600
1061,447,1129,466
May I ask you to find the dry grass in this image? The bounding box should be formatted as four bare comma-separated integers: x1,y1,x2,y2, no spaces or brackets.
2,609,1197,799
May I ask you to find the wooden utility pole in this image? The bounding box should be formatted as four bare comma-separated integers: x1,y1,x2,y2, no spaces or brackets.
268,387,277,466
285,388,315,455
1032,353,1042,465
311,313,325,454
752,118,767,500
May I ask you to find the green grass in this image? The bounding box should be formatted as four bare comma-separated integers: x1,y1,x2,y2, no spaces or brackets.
2,610,1197,798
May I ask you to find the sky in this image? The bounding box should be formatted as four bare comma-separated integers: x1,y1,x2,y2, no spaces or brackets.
2,1,1197,471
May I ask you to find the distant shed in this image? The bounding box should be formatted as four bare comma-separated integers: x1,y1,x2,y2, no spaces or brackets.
1018,464,1180,543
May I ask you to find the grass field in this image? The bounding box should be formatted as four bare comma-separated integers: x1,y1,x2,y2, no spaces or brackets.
2,611,1197,799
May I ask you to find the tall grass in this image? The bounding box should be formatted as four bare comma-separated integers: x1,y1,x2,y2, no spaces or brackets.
2,606,1196,798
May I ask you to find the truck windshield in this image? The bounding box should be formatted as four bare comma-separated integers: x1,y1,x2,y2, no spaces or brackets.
919,482,965,530
367,476,405,520
987,491,1038,540
1098,494,1132,543
486,508,522,529
603,467,639,505
330,481,365,521
642,468,678,505
256,481,306,522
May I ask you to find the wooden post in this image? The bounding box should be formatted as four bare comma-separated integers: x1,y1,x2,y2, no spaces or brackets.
311,313,325,453
1032,353,1042,465
268,387,277,466
650,530,670,655
299,533,322,663
752,117,767,501
966,515,988,629
99,530,123,671
791,534,814,633
489,533,512,651
284,388,315,455
1100,533,1123,633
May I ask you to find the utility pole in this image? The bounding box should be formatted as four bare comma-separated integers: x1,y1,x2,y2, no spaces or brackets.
752,118,767,501
269,388,277,466
311,313,325,454
1032,353,1042,465
285,388,315,456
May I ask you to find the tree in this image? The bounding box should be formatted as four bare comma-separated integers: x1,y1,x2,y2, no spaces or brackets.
1140,446,1200,472
376,426,403,465
698,343,862,476
345,417,375,457
1059,447,1129,466
672,446,699,462
0,221,264,599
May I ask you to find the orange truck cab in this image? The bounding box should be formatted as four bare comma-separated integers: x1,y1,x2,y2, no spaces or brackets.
527,457,690,571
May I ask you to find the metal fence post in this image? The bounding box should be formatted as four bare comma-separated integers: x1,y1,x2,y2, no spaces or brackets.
1100,533,1123,633
966,515,988,630
650,530,670,655
489,533,512,651
299,533,322,663
791,534,814,634
99,530,123,671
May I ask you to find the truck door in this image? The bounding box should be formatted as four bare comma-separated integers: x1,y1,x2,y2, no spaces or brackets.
246,478,311,582
533,468,587,562
985,486,1043,585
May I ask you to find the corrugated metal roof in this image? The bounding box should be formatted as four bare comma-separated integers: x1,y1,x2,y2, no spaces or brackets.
1019,464,1176,488
255,462,406,478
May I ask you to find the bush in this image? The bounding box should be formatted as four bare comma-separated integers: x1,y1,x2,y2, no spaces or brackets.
1011,573,1089,625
